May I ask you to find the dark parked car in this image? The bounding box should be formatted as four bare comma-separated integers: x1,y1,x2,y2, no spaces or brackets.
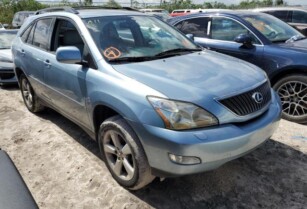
253,7,307,36
169,11,307,123
0,30,18,85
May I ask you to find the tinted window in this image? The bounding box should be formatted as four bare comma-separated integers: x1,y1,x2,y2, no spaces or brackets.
266,10,290,22
32,19,53,50
211,17,260,44
175,17,210,38
292,11,307,24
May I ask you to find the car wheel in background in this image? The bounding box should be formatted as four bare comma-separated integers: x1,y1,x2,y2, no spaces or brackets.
20,74,44,113
273,74,307,123
99,115,155,190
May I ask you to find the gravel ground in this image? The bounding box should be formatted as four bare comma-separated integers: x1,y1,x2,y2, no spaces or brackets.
0,85,306,209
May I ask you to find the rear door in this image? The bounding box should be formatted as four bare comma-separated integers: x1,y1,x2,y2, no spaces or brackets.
18,18,54,97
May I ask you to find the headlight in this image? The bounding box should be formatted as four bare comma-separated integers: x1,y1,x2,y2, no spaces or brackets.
147,96,218,130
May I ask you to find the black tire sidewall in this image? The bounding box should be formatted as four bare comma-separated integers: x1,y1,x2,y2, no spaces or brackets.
98,117,140,188
20,74,34,112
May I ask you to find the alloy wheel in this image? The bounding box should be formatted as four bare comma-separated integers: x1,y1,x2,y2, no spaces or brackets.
21,78,33,109
103,130,135,181
277,81,307,118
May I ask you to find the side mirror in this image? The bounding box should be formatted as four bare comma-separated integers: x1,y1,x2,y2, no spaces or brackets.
234,34,253,48
56,46,82,64
186,33,194,41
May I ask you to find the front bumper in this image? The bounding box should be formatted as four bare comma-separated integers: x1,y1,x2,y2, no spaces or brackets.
128,91,282,177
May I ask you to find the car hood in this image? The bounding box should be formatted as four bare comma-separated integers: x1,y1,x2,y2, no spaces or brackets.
112,50,266,103
277,38,307,52
0,49,13,61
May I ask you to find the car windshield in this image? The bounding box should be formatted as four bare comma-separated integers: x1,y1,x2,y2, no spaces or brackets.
83,15,199,62
243,14,305,43
0,31,18,49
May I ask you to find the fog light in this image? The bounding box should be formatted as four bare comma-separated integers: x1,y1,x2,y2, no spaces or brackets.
168,153,201,165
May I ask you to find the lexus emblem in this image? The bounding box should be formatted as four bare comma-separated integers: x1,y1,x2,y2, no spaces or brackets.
252,92,263,103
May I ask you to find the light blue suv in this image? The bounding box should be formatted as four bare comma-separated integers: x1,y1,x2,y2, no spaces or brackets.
12,7,282,190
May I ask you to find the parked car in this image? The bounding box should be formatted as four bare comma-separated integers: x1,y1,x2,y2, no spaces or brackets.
169,11,307,123
0,149,39,209
12,11,34,28
139,8,169,15
253,7,307,36
12,7,281,190
170,9,193,17
0,30,18,85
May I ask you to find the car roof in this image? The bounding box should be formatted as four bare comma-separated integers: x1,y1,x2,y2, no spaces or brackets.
0,29,18,34
77,9,142,18
169,10,269,22
253,7,307,12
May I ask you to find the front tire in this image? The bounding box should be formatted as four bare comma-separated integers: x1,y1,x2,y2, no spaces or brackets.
98,116,155,190
20,74,44,113
273,74,307,123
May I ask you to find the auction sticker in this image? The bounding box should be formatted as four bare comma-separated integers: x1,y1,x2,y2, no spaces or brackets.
103,47,122,59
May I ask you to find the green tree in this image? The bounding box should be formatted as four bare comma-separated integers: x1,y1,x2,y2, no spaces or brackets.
104,0,121,8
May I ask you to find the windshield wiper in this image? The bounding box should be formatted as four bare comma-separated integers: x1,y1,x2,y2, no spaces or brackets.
154,48,202,58
285,35,306,43
108,56,154,63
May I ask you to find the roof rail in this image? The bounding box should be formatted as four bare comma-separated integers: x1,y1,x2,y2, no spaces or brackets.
35,6,140,15
72,6,140,12
35,7,79,15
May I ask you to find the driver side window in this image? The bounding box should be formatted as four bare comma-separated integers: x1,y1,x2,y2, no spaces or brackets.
211,17,260,44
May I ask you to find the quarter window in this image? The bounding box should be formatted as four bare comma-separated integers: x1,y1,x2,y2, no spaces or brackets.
32,19,53,50
211,17,260,44
175,17,210,38
21,25,33,42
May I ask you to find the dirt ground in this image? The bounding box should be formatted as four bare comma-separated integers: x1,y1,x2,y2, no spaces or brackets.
0,85,306,209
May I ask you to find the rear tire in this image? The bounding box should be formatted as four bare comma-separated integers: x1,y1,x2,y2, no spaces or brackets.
98,115,155,190
20,74,44,113
273,74,307,123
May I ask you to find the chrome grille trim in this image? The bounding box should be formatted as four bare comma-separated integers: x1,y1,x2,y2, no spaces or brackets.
219,81,272,116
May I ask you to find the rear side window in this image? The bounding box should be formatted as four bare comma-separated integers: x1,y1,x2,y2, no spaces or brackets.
175,17,210,38
32,18,53,50
292,11,307,24
266,10,290,22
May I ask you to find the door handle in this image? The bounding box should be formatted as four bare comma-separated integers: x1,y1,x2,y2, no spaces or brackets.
44,60,51,68
21,49,25,57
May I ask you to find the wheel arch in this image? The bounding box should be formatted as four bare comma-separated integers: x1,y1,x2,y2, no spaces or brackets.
270,67,307,86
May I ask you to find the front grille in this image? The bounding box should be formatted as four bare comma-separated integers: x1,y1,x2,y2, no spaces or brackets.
219,81,271,116
0,72,15,80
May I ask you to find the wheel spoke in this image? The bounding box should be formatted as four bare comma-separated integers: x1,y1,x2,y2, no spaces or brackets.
121,144,132,155
123,158,134,178
104,144,116,155
113,159,123,176
110,132,121,148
